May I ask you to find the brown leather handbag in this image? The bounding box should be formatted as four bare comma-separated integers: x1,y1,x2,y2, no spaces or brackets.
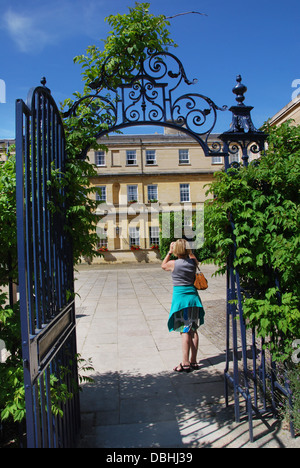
194,266,208,290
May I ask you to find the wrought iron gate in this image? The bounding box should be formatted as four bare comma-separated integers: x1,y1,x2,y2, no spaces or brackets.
14,51,295,446
220,80,295,442
16,79,80,448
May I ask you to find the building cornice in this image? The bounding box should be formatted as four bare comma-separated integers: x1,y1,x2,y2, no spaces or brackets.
91,170,216,178
97,132,221,147
268,96,300,126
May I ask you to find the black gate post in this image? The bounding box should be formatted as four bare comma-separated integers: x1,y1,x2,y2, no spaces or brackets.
16,79,80,448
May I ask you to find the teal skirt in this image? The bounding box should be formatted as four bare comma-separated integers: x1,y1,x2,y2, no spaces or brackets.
168,285,205,333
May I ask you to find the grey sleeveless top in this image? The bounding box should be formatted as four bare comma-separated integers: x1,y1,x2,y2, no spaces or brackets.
172,258,196,286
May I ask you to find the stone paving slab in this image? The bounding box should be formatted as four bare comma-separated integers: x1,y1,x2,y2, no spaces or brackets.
75,264,299,449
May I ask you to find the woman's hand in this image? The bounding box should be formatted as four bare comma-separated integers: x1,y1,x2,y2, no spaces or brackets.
161,242,176,271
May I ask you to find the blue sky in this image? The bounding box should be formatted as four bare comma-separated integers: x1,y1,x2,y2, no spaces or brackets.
0,0,299,138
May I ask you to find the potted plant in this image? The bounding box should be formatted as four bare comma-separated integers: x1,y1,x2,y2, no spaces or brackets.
97,246,108,252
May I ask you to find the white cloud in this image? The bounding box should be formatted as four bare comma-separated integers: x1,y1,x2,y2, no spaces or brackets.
3,1,108,54
3,9,57,53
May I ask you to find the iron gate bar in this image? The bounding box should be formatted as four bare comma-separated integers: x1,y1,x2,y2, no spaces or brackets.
16,80,80,448
224,218,254,440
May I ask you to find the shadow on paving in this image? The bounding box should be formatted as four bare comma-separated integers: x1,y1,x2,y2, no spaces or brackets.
77,354,286,449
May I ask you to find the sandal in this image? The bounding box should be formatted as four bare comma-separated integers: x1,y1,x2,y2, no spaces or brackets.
173,363,191,373
190,362,199,371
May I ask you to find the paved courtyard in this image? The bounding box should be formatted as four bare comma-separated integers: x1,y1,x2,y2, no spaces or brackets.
74,263,299,448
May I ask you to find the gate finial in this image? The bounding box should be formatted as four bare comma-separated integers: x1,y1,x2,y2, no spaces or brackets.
224,74,263,134
232,75,247,106
219,74,267,167
40,77,51,94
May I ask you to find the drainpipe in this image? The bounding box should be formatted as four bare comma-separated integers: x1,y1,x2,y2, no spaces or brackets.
140,138,145,204
140,138,147,249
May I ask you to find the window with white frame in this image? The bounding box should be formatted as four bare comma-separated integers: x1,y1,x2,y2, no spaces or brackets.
127,185,138,202
149,226,160,246
129,226,140,247
96,186,106,202
179,149,189,164
212,155,222,164
180,183,190,202
97,228,108,248
126,150,137,165
147,184,158,202
146,149,156,165
95,151,105,166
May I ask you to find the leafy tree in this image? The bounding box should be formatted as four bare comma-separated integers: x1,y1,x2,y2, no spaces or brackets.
72,2,177,90
61,2,178,262
203,121,300,361
62,2,177,148
0,152,17,286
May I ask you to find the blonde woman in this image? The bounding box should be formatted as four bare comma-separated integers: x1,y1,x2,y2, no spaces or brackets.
162,239,205,372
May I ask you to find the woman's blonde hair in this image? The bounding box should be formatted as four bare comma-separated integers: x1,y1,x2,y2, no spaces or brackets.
173,239,191,257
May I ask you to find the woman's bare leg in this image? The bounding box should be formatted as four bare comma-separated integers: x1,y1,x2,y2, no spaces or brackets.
181,332,191,366
190,330,199,364
174,330,199,371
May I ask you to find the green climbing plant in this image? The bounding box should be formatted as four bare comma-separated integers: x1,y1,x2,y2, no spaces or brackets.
203,121,300,362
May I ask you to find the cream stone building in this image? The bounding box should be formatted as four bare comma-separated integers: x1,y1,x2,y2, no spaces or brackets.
2,93,298,264
268,94,300,127
0,139,14,162
87,128,228,264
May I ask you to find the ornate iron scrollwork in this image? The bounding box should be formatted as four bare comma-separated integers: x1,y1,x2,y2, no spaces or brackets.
63,49,228,157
